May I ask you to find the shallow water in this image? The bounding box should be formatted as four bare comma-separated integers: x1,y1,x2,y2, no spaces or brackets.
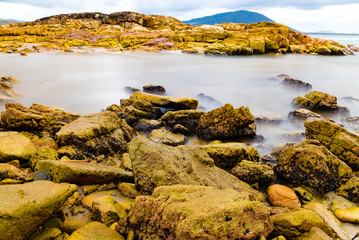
1,51,359,155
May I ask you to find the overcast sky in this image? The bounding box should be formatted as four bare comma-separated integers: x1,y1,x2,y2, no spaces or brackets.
0,0,358,33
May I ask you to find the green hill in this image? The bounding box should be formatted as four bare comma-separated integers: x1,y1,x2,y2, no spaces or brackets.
183,10,274,25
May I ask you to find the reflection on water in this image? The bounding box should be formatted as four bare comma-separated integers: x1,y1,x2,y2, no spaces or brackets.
0,51,358,154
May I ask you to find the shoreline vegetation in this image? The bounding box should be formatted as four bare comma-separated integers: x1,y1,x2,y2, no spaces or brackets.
0,11,356,56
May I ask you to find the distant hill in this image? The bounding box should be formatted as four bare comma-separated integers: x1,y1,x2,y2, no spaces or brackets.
183,10,275,25
0,19,20,25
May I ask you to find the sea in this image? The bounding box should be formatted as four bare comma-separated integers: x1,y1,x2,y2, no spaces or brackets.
0,33,358,155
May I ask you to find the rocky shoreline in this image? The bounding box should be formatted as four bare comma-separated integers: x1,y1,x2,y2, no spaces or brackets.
0,80,358,240
0,11,355,56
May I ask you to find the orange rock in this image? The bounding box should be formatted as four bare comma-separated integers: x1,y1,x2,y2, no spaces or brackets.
267,184,301,209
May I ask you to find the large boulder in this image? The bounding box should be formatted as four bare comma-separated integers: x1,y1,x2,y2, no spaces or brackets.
305,117,359,170
130,92,198,110
127,185,274,240
275,140,352,193
194,142,260,169
196,104,256,140
36,160,134,185
129,136,265,201
56,111,134,156
292,91,348,111
0,181,76,240
160,109,205,131
0,131,37,163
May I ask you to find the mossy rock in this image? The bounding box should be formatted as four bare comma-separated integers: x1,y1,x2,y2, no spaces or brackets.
29,103,80,123
67,221,124,240
336,177,359,203
0,131,37,163
149,128,186,146
232,160,274,185
160,109,205,131
315,46,331,55
61,213,93,234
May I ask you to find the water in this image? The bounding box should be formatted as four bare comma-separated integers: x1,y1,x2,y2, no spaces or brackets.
0,48,359,155
308,33,359,45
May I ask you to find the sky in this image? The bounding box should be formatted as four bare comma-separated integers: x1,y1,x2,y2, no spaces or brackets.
0,0,358,33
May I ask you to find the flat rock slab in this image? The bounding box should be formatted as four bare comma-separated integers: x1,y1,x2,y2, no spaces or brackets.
0,131,37,163
36,160,134,185
130,92,198,110
0,181,76,240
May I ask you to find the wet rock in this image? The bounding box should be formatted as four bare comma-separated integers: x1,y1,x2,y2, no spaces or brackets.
0,181,76,240
288,108,322,121
299,227,333,240
130,92,198,110
127,185,273,239
67,221,124,240
172,124,191,135
272,208,335,238
117,183,139,198
279,132,306,142
61,213,93,234
267,184,301,209
129,136,266,200
305,117,359,170
336,177,359,203
0,163,27,181
56,111,134,156
196,104,256,140
292,91,348,111
281,77,312,90
28,228,62,240
334,207,359,223
143,84,166,94
231,160,274,185
194,142,260,169
36,160,133,185
0,131,37,163
160,109,205,131
124,86,140,94
255,115,283,124
33,171,52,181
275,140,352,193
1,103,65,133
149,128,186,146
29,103,80,123
133,119,162,131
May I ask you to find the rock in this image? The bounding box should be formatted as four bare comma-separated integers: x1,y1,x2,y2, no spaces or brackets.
272,208,335,238
160,109,205,131
33,171,52,181
292,91,348,111
303,203,351,240
61,213,93,234
1,103,65,133
117,182,139,198
121,153,132,171
67,221,124,240
275,140,352,193
0,131,37,163
29,103,80,123
129,136,266,201
288,108,322,121
172,124,191,135
130,92,198,110
334,207,359,223
124,86,140,94
127,185,273,239
194,142,260,169
281,77,312,90
336,177,359,203
0,163,28,181
305,117,359,170
315,46,331,55
299,227,333,240
231,160,274,185
36,160,133,185
279,132,306,142
196,104,256,140
28,228,62,240
0,181,76,240
56,111,134,156
255,115,283,124
142,84,166,94
149,128,186,146
133,119,162,131
196,93,222,109
267,184,301,209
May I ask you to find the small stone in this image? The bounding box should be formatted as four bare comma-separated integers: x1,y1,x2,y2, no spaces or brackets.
334,207,359,223
33,171,52,181
267,184,301,209
225,216,232,221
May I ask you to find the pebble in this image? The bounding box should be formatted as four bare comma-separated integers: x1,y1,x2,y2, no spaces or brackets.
267,184,301,209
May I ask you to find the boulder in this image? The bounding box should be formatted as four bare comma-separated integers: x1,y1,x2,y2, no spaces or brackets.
127,185,274,240
142,84,166,94
56,111,134,156
0,163,28,181
272,208,335,238
195,142,260,169
231,160,274,185
160,109,205,131
133,119,162,131
130,92,198,110
292,91,348,111
0,131,37,162
61,213,93,234
0,181,76,240
267,184,301,209
276,140,352,193
336,177,359,203
305,117,359,170
36,160,133,185
149,128,186,146
288,108,322,121
281,77,312,90
196,104,256,140
129,136,265,201
1,103,65,133
117,183,139,199
29,103,80,123
67,221,124,240
172,124,191,135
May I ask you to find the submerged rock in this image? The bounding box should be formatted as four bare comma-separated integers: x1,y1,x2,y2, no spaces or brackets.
196,104,256,140
288,108,322,121
0,181,76,240
292,91,348,111
281,77,312,90
127,185,274,240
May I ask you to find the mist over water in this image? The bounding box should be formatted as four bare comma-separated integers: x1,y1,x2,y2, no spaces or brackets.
1,50,359,155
